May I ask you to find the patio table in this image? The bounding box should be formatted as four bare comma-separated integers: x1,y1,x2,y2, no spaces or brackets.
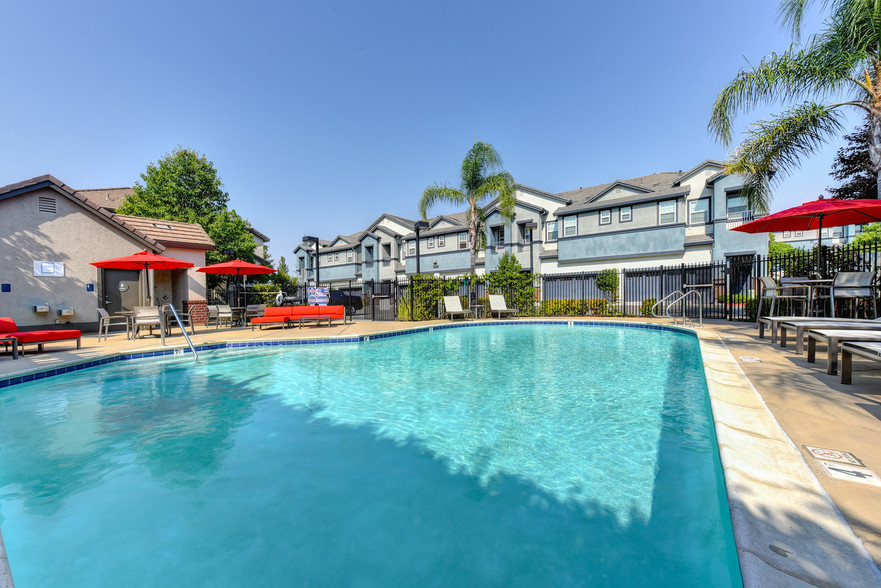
1,337,19,359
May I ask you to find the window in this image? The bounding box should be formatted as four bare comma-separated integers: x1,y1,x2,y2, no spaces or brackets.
437,234,445,247
619,206,632,222
821,228,829,238
408,241,416,256
795,230,804,237
688,200,709,224
491,226,504,245
546,221,558,241
520,223,533,243
659,201,676,225
783,231,791,238
298,258,305,270
832,226,843,238
599,210,611,225
727,193,748,217
427,236,435,249
334,252,339,261
459,232,467,249
347,250,353,262
563,217,577,237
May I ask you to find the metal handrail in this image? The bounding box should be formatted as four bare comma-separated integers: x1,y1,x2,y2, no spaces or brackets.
665,290,704,327
160,304,199,360
651,289,703,327
651,290,684,318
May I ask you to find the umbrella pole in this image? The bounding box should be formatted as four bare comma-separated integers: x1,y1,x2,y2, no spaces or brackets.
817,216,824,278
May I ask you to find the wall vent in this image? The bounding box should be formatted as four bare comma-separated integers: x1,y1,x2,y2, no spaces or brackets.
37,196,57,213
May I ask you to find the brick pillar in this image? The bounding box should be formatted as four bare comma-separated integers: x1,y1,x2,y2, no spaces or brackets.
184,300,209,325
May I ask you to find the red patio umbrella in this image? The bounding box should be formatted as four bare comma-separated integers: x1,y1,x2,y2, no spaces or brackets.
733,197,881,246
733,197,881,275
91,251,195,304
197,259,276,306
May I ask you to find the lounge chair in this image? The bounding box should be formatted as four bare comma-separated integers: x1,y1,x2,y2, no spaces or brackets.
0,317,81,355
806,329,881,375
488,295,519,319
778,317,881,354
442,296,472,321
759,315,863,344
97,308,130,341
132,306,162,339
840,341,881,384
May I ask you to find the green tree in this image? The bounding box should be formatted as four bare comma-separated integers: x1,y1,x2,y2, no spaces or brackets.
419,141,516,274
853,222,881,245
709,0,881,213
829,119,878,199
596,268,619,302
277,256,291,277
118,147,257,288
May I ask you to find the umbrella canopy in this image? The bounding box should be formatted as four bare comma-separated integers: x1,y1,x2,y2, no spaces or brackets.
91,251,194,306
90,250,195,271
196,259,276,275
732,198,881,235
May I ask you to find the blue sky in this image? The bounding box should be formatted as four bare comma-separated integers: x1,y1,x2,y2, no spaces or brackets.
1,0,864,262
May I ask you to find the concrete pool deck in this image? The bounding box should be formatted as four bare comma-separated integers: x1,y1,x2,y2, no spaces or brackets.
1,317,881,586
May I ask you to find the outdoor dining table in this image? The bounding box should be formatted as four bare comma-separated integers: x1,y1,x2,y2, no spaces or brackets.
786,278,834,317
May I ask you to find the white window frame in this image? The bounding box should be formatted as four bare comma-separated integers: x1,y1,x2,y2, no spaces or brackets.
795,230,804,237
347,250,353,263
688,199,709,225
563,217,577,237
726,193,748,217
334,252,339,261
783,231,792,238
437,234,445,247
427,236,435,249
659,201,676,225
599,210,611,225
546,221,558,241
491,225,504,246
458,232,467,249
408,241,416,256
619,206,632,223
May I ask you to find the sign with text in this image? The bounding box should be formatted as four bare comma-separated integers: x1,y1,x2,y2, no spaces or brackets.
307,287,329,306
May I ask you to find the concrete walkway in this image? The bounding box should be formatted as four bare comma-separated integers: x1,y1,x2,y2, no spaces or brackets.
2,317,881,586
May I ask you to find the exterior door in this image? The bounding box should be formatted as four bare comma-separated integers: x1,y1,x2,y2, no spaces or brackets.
103,269,141,314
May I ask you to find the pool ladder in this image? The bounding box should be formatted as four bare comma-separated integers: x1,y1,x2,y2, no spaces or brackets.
651,290,703,328
160,304,199,360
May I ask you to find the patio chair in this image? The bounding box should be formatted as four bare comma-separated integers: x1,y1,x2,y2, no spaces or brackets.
215,304,234,328
244,304,266,324
814,271,878,319
488,295,519,319
131,306,162,339
97,308,130,341
442,296,472,321
805,328,881,375
756,276,808,326
777,317,881,354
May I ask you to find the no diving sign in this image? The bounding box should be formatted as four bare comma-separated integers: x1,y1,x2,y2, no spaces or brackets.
804,446,863,466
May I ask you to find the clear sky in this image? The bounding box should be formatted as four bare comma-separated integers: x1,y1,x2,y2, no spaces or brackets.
0,0,864,263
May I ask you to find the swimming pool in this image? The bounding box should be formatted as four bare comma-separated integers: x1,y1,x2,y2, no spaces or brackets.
0,323,741,586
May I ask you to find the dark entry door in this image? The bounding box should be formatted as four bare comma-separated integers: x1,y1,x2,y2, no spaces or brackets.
103,269,141,314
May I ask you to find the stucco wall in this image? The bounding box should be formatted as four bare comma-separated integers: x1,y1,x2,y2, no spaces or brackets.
0,187,152,329
557,224,686,262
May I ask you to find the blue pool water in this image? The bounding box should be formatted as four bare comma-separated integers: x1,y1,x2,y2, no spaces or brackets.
0,324,741,587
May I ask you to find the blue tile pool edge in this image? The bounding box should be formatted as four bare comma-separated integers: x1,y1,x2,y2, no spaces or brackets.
0,320,696,389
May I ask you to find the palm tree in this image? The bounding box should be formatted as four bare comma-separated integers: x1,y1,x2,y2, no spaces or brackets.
709,0,881,214
418,141,516,275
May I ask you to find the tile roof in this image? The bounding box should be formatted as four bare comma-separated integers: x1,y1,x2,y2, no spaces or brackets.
113,215,215,250
78,187,133,211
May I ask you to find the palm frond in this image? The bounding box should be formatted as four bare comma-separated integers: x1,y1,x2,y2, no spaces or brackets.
725,102,845,212
709,42,862,145
461,141,504,194
418,184,465,219
777,0,814,40
473,172,516,217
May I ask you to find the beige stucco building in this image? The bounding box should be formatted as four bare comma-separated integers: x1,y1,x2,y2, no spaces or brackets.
0,175,215,330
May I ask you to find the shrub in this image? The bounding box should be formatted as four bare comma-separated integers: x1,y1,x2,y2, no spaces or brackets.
640,298,656,317
539,298,615,316
596,268,619,301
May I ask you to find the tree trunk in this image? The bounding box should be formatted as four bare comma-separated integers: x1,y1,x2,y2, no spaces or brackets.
870,113,881,198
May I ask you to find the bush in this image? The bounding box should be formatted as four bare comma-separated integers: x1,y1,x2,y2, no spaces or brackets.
596,268,619,301
250,283,281,305
640,298,656,317
539,298,615,316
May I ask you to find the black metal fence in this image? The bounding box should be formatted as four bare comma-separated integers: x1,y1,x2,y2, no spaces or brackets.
214,242,881,322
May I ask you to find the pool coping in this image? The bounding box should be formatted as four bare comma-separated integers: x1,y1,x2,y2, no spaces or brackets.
1,319,880,587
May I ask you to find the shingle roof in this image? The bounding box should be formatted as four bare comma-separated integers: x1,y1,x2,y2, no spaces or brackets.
113,214,216,250
554,172,684,215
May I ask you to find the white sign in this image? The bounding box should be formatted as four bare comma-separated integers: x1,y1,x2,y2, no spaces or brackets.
804,446,863,466
820,462,881,487
33,261,64,277
307,287,329,306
